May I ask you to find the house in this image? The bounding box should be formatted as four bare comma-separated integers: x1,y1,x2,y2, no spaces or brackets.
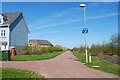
0,12,29,51
29,40,53,47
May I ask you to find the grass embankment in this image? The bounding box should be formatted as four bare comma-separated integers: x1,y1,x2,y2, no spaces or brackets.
11,51,64,61
1,68,44,78
73,51,120,76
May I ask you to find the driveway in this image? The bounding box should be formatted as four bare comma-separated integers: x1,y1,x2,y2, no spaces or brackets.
1,51,119,78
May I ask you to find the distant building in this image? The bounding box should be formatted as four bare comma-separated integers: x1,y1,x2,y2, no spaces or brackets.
55,45,62,49
55,45,67,51
0,12,29,51
29,40,53,47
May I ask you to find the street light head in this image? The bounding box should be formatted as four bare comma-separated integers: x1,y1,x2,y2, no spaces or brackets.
79,4,85,7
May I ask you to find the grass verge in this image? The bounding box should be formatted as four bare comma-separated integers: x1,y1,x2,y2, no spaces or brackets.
1,68,44,78
11,51,64,61
73,51,120,76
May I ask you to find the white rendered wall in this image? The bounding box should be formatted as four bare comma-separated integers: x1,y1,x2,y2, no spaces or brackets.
0,27,10,50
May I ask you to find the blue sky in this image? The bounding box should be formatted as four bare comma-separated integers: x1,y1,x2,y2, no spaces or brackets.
2,2,118,48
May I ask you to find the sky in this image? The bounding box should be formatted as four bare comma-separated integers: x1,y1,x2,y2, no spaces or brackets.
2,2,118,48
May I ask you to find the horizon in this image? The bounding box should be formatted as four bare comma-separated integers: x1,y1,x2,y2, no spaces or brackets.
2,2,118,48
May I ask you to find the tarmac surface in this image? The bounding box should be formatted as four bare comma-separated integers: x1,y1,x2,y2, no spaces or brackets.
1,51,119,78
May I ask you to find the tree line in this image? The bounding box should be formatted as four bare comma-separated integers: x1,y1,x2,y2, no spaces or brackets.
72,34,120,56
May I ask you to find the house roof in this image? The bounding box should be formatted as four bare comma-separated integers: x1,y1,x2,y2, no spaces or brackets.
1,12,22,25
29,40,53,45
0,12,29,32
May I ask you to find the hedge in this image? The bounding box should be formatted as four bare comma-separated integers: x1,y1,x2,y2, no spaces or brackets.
21,46,63,55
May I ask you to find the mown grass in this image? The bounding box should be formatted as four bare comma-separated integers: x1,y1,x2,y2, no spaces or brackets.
11,51,64,61
1,68,44,78
73,51,120,76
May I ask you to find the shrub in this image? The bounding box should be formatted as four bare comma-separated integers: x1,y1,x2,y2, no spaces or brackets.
41,47,50,53
22,46,32,55
21,46,63,55
31,47,42,54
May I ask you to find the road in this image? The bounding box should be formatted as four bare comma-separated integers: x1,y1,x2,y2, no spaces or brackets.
1,51,119,78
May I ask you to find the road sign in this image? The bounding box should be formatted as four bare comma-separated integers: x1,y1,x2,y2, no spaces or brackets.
82,28,88,34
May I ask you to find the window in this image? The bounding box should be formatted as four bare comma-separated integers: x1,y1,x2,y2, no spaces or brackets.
1,30,6,37
0,18,1,24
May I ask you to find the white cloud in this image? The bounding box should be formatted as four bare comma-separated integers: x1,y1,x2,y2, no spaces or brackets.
30,12,118,31
52,7,79,18
29,4,118,32
29,19,81,31
88,12,118,20
30,30,60,36
29,7,81,30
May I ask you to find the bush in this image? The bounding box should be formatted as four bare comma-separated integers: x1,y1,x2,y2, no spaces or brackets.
72,34,119,56
98,53,120,64
31,47,42,54
22,46,32,55
21,46,63,55
71,46,85,53
41,47,50,53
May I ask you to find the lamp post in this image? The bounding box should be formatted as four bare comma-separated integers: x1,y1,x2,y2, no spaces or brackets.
79,3,88,63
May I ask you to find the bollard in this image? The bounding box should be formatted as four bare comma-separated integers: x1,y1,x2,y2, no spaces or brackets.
89,56,91,63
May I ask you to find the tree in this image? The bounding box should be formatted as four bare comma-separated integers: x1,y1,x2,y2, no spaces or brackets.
110,34,118,48
109,34,119,55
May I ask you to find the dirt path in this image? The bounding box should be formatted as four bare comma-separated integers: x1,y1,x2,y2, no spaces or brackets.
1,51,119,78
